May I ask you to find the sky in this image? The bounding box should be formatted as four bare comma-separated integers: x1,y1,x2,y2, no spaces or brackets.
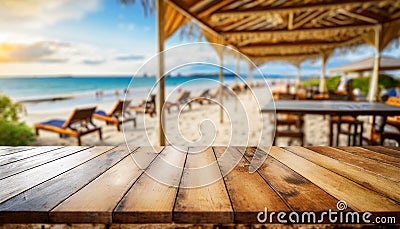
0,0,399,78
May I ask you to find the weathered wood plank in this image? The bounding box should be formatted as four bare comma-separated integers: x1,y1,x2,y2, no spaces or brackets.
0,146,88,179
50,147,162,224
0,146,115,204
0,146,63,166
173,147,233,224
261,146,400,212
0,147,35,156
306,146,400,182
337,146,399,167
287,146,400,202
384,146,400,151
214,147,289,223
0,146,132,224
113,146,187,223
240,147,339,212
362,146,400,159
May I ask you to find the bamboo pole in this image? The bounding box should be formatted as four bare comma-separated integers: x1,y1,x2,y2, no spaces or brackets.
319,53,328,94
157,0,166,146
247,62,253,99
219,50,224,124
235,54,240,111
295,65,301,92
368,25,382,102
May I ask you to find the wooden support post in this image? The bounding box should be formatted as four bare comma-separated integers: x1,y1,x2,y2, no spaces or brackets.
247,62,253,99
219,50,224,124
319,52,329,94
295,66,301,92
157,0,166,146
368,25,382,102
235,54,240,112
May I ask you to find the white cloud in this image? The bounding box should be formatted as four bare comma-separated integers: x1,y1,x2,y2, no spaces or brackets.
118,23,135,31
0,0,100,29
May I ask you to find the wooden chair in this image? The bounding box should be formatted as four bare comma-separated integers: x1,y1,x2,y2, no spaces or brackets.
328,92,364,146
34,107,102,146
93,100,136,131
273,93,305,145
365,96,400,145
164,91,192,112
129,94,156,117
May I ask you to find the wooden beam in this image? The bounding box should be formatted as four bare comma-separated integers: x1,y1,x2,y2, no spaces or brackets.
189,0,219,13
248,53,320,61
220,16,255,31
234,17,265,31
221,24,375,39
211,0,388,18
288,12,293,30
166,0,224,42
292,9,324,30
337,9,379,24
240,42,342,51
198,0,236,18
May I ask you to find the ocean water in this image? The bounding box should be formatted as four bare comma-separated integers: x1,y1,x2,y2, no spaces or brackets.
0,75,282,112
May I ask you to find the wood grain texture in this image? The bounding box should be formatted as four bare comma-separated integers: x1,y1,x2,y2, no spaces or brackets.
113,146,187,223
0,146,114,204
50,146,161,224
215,147,289,223
287,146,400,202
337,146,399,167
384,146,400,151
0,146,126,224
362,146,400,159
262,146,400,212
0,147,34,156
173,147,233,224
306,146,400,182
0,146,62,166
240,147,339,212
0,146,88,179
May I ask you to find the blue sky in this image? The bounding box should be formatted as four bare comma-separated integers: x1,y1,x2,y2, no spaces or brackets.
0,0,398,78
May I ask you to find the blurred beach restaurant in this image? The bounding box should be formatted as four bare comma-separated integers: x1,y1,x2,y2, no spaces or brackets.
150,0,400,145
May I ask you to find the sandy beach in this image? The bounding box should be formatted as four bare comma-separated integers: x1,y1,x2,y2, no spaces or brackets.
21,80,364,147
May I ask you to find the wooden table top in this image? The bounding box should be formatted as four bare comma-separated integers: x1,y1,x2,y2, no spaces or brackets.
0,146,399,224
262,100,400,116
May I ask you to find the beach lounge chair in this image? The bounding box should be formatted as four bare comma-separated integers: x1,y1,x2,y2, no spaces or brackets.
93,100,136,131
34,107,102,146
129,94,156,117
164,91,192,112
190,89,211,105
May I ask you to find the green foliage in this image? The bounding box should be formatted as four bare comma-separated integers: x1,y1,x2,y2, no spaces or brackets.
301,74,399,95
326,75,341,92
0,95,19,121
300,78,320,87
0,120,36,146
0,94,35,146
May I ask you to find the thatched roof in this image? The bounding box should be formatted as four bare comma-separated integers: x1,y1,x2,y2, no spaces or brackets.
163,0,400,65
329,56,400,73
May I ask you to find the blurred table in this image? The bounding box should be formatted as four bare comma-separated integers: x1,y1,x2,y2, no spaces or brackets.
262,100,400,145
